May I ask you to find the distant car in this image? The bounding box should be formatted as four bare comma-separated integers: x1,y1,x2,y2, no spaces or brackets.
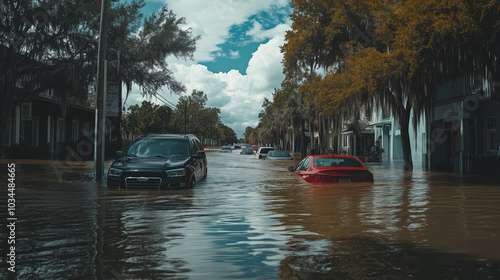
240,148,255,155
288,154,373,183
107,134,207,189
265,150,293,160
255,147,274,159
251,145,258,151
219,146,233,153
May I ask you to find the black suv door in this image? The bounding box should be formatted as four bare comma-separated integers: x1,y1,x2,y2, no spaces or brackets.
190,137,206,182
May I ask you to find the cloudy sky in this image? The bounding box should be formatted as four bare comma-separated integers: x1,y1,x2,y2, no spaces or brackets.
124,0,292,138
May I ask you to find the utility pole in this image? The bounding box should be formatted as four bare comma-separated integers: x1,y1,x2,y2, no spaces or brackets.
117,51,122,152
184,99,187,134
95,0,109,179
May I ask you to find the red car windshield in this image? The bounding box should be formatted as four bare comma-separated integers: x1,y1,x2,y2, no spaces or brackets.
313,157,364,168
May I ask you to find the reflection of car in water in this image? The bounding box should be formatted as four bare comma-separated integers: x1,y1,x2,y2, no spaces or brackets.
289,154,373,183
107,134,207,189
265,150,293,160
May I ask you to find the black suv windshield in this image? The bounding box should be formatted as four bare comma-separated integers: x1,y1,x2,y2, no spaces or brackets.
127,138,189,157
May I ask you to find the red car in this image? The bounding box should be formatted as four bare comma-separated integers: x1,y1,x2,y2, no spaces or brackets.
288,154,374,183
251,145,258,151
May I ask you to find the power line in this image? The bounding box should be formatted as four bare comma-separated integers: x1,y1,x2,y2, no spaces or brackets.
152,92,177,110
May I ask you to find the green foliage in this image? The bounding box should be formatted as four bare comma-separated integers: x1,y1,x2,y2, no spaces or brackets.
280,0,500,170
218,124,238,145
0,0,198,147
175,90,221,137
367,139,384,163
124,90,236,145
123,101,173,135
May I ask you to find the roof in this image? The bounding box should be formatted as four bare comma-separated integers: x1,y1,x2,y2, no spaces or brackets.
308,154,359,159
132,134,198,142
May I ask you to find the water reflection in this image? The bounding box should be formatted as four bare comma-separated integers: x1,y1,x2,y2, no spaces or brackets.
280,236,499,279
0,162,98,279
96,190,196,279
1,156,500,279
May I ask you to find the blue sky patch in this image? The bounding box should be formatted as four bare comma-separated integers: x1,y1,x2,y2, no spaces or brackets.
203,7,290,75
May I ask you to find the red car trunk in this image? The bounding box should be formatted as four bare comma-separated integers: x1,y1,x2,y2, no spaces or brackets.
312,169,374,183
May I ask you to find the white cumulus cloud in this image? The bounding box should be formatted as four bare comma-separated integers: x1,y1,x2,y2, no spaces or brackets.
168,34,286,137
124,1,291,138
165,0,289,62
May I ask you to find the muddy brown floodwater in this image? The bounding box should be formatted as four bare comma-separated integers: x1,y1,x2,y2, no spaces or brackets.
1,151,500,279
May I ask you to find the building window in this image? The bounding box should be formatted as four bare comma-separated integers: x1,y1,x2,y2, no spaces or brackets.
57,118,65,143
343,135,348,147
469,118,476,155
83,122,90,137
21,103,32,121
444,120,453,130
487,117,497,152
72,120,78,141
32,117,39,145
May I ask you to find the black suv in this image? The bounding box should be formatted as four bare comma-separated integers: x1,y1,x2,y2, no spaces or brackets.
107,134,207,189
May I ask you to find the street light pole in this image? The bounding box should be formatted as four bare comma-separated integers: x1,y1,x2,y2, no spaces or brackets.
95,0,109,179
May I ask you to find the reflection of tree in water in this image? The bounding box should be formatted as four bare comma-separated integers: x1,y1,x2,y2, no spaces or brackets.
279,236,500,279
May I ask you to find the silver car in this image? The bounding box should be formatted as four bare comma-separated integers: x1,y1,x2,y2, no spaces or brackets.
265,150,293,160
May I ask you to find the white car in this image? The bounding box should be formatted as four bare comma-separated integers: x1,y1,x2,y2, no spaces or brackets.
219,146,233,153
255,147,274,159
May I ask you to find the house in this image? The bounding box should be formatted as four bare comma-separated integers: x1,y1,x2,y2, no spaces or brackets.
340,105,375,158
365,70,500,174
2,91,95,159
430,71,500,174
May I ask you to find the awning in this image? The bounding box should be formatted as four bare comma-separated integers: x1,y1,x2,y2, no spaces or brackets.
341,129,375,135
370,119,392,127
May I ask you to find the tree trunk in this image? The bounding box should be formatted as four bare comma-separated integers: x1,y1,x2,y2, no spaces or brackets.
329,116,334,154
399,104,413,170
309,120,314,153
301,119,306,159
0,121,9,156
1,66,16,156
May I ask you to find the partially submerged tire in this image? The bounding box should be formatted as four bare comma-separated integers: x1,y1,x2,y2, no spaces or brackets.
187,175,196,189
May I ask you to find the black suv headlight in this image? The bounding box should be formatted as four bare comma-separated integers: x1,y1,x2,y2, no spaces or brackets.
108,168,124,177
165,168,186,177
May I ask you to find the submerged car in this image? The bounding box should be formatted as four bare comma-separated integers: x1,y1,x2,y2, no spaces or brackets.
219,146,233,153
107,134,207,189
255,147,274,159
240,148,255,155
265,150,293,160
288,154,373,183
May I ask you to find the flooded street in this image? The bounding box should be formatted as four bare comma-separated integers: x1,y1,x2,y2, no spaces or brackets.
2,151,500,279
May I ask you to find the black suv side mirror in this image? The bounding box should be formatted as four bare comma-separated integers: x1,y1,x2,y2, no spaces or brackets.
115,151,124,158
195,150,206,158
